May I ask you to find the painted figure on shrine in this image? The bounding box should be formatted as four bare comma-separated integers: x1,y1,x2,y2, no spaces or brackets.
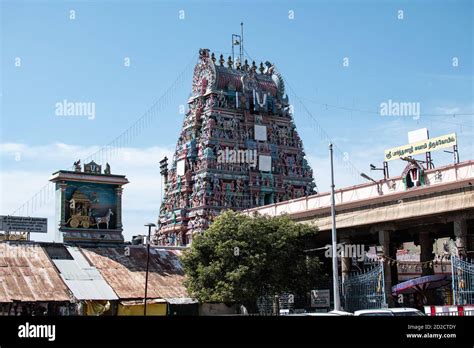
50,161,129,244
155,48,316,246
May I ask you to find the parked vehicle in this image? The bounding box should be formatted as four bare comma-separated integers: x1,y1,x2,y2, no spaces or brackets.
305,310,354,316
354,308,425,316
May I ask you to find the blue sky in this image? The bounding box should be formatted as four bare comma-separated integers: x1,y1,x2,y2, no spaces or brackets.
1,0,473,241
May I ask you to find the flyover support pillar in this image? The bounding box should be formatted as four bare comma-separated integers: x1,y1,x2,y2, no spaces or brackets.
374,224,398,307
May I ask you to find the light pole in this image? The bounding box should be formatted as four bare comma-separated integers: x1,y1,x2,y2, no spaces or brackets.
144,222,156,316
329,144,341,311
370,163,389,180
361,172,383,195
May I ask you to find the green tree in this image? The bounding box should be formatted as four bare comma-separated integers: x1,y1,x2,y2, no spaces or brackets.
182,211,322,310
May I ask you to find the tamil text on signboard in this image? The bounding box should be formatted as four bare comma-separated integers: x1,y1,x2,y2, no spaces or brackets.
0,216,47,233
384,133,457,162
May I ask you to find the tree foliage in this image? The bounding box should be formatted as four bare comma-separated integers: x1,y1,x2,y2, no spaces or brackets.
182,211,322,306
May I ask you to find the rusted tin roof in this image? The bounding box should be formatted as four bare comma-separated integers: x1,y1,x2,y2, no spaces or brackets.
80,246,189,300
0,242,71,302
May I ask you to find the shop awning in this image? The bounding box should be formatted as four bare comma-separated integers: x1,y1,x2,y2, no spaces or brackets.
392,274,451,296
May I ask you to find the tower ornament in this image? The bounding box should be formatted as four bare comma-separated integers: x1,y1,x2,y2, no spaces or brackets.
192,49,217,97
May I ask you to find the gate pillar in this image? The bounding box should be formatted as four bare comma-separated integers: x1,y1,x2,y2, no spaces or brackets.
340,235,352,310
378,230,393,306
454,217,468,257
340,236,352,282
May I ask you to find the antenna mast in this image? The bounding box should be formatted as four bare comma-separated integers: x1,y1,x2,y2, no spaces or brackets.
240,22,244,64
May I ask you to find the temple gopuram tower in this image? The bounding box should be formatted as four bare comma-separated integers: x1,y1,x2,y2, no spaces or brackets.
155,48,316,246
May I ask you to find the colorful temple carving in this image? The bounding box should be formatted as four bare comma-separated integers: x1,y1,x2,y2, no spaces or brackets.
50,161,128,245
155,48,316,246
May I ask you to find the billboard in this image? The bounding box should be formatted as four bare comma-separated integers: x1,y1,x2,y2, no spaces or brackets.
384,133,457,162
408,128,429,144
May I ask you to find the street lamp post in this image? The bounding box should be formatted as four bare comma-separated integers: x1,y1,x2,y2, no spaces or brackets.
329,144,341,311
144,222,156,316
370,163,389,180
360,172,383,195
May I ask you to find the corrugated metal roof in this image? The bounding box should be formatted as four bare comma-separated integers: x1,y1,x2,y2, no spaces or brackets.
51,246,118,301
0,242,71,302
81,246,189,300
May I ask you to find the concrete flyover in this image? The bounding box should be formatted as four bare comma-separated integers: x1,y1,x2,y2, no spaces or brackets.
244,160,474,304
244,160,474,233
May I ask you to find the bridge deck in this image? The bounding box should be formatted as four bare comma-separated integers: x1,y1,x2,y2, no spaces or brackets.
244,160,474,231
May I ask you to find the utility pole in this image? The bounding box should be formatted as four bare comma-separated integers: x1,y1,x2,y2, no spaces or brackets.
329,144,341,311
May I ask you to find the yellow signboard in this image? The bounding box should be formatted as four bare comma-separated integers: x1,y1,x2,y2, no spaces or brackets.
384,133,457,162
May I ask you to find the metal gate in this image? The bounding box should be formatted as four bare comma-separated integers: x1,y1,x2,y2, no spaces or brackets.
256,291,274,315
342,261,386,312
451,255,474,305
